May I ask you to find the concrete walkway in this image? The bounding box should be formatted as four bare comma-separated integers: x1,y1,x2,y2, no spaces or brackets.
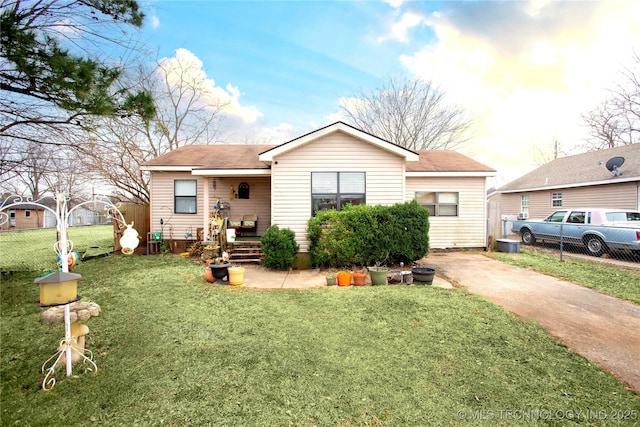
425,251,640,393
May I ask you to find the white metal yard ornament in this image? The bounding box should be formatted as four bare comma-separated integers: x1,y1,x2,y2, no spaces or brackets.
0,192,140,390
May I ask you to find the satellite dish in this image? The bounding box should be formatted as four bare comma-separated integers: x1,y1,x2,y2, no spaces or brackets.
605,156,625,176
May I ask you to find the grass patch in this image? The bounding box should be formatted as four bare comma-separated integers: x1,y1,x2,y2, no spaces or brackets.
0,225,114,272
492,248,640,305
2,255,639,426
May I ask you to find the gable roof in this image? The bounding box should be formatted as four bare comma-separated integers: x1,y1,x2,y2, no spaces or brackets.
141,123,494,175
258,121,420,163
497,144,640,193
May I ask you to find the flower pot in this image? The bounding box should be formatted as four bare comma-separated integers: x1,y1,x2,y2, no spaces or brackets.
352,271,367,286
209,261,230,283
228,266,245,286
411,267,435,285
203,267,215,283
368,266,388,286
336,271,352,286
326,274,337,286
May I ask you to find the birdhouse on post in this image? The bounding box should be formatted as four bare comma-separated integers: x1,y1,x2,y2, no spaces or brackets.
34,272,82,306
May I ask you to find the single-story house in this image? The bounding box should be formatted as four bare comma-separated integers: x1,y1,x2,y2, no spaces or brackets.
489,144,639,237
141,122,496,261
0,203,47,230
0,197,58,230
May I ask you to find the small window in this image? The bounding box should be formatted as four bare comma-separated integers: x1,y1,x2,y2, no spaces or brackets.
552,192,563,207
521,195,529,215
415,192,459,216
238,182,250,199
175,180,197,214
25,210,31,217
311,172,365,214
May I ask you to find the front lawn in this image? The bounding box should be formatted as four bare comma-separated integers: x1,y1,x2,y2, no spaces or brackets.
1,255,639,426
492,248,640,305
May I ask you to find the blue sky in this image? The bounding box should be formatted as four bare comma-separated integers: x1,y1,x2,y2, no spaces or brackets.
141,0,640,184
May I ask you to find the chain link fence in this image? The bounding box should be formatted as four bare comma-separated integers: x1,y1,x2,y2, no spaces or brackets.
0,224,115,273
499,218,640,264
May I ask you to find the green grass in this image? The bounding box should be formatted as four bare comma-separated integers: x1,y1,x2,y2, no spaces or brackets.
492,248,640,305
2,255,639,426
0,225,114,272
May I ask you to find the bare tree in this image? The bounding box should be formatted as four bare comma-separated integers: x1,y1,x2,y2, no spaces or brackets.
582,51,640,149
73,52,228,204
340,76,473,151
0,141,89,198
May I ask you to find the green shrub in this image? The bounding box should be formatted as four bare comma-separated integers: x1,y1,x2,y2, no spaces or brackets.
307,201,429,267
261,225,300,270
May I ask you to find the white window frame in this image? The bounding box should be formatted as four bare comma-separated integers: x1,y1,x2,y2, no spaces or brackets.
311,172,366,214
552,192,563,207
415,191,459,217
174,180,197,214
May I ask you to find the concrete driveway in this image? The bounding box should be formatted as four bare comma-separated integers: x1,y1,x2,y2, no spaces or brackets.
424,251,640,393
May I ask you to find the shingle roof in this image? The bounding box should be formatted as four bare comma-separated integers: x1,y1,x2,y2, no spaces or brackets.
408,150,496,173
143,144,276,169
497,144,640,192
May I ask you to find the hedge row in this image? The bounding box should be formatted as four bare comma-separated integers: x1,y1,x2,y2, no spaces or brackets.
307,201,429,268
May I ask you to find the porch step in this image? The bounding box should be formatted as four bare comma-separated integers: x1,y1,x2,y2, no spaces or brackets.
229,240,263,264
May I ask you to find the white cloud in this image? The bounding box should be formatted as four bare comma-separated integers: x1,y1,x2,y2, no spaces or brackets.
398,1,640,184
151,15,160,29
378,11,426,43
159,48,263,124
384,0,405,9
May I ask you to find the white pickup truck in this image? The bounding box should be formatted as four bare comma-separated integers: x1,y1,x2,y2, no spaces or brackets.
511,208,640,257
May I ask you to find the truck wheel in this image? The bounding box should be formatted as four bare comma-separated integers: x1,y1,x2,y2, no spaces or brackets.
521,229,536,245
584,235,607,257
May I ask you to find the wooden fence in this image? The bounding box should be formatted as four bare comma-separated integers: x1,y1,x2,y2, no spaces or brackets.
113,204,150,254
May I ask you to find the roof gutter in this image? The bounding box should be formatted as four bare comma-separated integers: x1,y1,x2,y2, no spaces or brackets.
407,171,496,178
498,176,639,193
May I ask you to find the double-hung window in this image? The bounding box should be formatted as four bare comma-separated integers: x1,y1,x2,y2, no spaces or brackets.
521,195,530,216
312,172,365,214
415,192,459,216
175,180,197,214
552,192,563,207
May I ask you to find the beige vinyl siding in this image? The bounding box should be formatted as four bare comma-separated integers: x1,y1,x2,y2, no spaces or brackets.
271,132,406,252
407,177,488,249
499,182,639,220
207,177,271,236
149,172,205,238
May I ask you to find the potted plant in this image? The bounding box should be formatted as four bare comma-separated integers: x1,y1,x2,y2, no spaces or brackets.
367,252,389,286
368,266,388,285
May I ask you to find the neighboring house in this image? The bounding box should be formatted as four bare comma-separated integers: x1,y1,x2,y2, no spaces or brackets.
0,196,109,231
0,197,57,231
142,122,495,260
489,144,640,237
0,203,46,230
